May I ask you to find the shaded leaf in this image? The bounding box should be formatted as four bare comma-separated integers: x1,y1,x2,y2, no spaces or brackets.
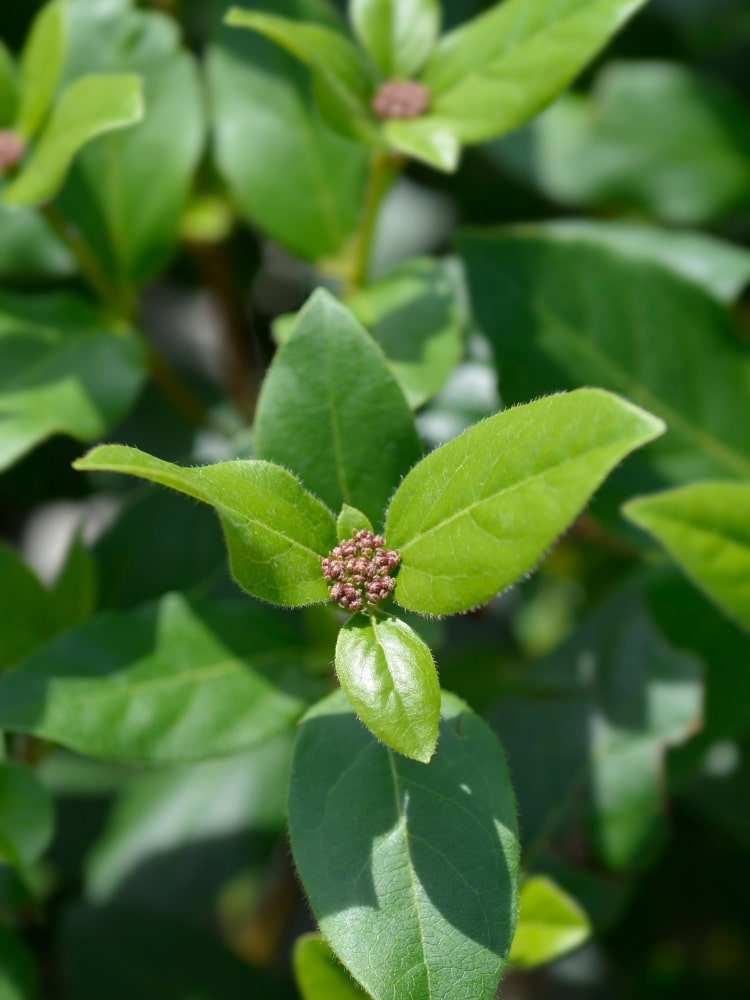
0,594,324,764
0,762,54,868
75,446,337,607
385,389,664,615
509,876,591,969
256,289,421,525
0,40,19,128
0,926,36,1000
625,482,750,632
289,689,520,1000
4,74,143,207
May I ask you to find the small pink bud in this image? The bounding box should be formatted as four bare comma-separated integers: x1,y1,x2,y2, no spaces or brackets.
372,80,430,120
0,131,25,172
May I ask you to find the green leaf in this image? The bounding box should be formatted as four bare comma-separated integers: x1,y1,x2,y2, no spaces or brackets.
289,689,520,1000
0,543,54,670
74,446,337,607
385,389,664,616
225,8,378,145
336,613,439,762
492,62,750,225
255,289,421,526
350,0,440,78
209,0,368,262
509,877,591,969
64,904,291,1000
0,41,18,128
48,535,97,633
294,934,369,1000
15,0,66,139
56,4,206,286
416,0,648,145
460,228,750,485
0,202,74,282
0,292,146,471
4,74,143,207
625,482,750,632
0,594,324,764
0,926,36,1000
0,762,54,868
337,504,373,540
383,117,460,172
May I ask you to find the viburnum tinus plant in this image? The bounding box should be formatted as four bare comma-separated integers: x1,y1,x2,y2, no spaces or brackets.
2,0,750,998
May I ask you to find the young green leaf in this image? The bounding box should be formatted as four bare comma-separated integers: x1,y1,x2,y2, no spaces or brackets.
383,117,460,172
225,8,378,144
625,482,750,632
4,74,143,207
337,505,373,540
255,289,422,526
460,228,750,484
0,41,18,127
0,594,324,764
385,389,665,615
0,762,54,868
420,0,648,144
289,689,520,1000
74,446,337,607
509,877,591,969
15,0,67,139
294,934,369,1000
0,292,146,471
336,613,440,762
350,0,440,78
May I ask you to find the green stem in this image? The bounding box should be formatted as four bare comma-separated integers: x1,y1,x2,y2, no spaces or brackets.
349,149,404,290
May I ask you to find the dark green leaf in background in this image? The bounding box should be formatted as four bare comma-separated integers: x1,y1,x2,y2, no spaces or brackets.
294,934,369,1000
75,446,337,607
0,203,73,282
289,689,520,1000
350,0,440,78
0,594,324,763
0,925,36,1000
386,389,664,615
0,761,54,868
256,289,421,526
626,482,750,632
460,227,750,485
508,876,591,969
209,0,368,262
335,612,440,762
0,292,146,471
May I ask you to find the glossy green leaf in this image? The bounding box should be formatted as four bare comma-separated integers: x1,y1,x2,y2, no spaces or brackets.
294,934,369,1000
336,613,439,762
490,592,702,870
86,733,293,917
209,0,368,262
625,482,750,632
56,2,205,286
0,292,146,471
64,904,291,1000
255,289,421,526
225,8,378,144
0,594,323,764
0,926,36,1000
509,877,591,969
385,389,664,616
289,689,520,1000
15,0,66,139
0,41,18,128
337,504,373,540
411,0,648,145
493,62,750,225
74,446,337,607
0,762,54,868
350,0,440,77
348,258,465,407
460,228,750,485
383,117,460,172
4,74,143,207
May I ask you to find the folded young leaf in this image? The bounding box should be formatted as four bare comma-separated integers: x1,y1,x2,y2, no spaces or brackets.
4,74,143,206
625,482,750,632
15,0,66,139
294,934,369,1000
350,0,440,78
255,288,422,526
74,446,337,607
336,613,440,762
508,876,591,969
386,389,665,615
0,594,324,763
225,8,378,144
289,689,520,1000
421,0,648,144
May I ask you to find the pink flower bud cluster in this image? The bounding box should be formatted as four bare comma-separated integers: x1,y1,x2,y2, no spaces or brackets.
371,80,431,119
321,529,401,613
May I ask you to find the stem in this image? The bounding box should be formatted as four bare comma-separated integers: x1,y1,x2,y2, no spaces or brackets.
147,348,211,429
348,149,404,290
